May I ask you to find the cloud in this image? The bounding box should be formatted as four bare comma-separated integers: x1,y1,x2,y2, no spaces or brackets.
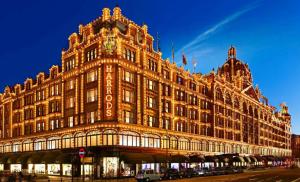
175,2,260,64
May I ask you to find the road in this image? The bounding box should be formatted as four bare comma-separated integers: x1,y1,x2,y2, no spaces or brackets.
167,168,300,182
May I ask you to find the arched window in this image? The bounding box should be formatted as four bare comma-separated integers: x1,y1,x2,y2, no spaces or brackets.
62,135,72,148
103,130,117,146
4,143,12,153
74,133,85,148
216,88,223,101
234,98,240,109
47,137,60,150
0,144,3,153
191,140,201,151
87,130,101,147
201,141,207,151
161,136,170,149
170,137,177,149
23,140,33,151
178,138,189,150
119,131,140,147
249,106,253,116
142,134,160,148
34,139,46,151
12,142,21,152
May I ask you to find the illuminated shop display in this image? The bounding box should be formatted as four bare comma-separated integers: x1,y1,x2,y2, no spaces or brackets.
10,164,21,172
47,164,60,175
103,157,118,178
0,164,3,171
63,164,72,176
81,164,93,175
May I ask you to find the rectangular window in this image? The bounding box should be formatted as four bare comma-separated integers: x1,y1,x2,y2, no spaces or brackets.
124,111,134,124
66,97,75,108
87,111,97,124
86,48,97,62
87,88,98,103
66,80,75,90
49,119,60,130
147,97,156,108
68,116,74,127
87,70,98,83
122,89,133,103
65,58,75,71
123,71,134,83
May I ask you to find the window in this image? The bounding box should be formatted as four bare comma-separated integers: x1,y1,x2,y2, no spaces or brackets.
36,90,45,101
49,101,60,113
87,70,97,83
87,111,97,124
36,105,45,117
176,75,184,85
148,116,158,127
87,88,97,103
65,58,75,71
123,48,136,62
122,89,133,103
66,80,75,90
162,70,170,79
148,59,157,72
47,138,60,150
50,84,60,96
163,85,171,96
103,130,117,146
119,131,140,147
66,97,74,108
124,110,134,124
87,131,101,146
163,101,170,113
49,119,60,130
147,97,156,108
34,139,45,151
68,116,74,127
142,134,160,148
162,118,170,130
147,79,157,91
123,71,134,83
36,122,45,132
86,48,97,62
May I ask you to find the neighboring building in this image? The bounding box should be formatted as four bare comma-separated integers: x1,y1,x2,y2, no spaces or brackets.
292,134,300,158
0,6,292,177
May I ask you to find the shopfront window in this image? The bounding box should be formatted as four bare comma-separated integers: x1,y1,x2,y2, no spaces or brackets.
62,164,72,176
103,157,118,178
119,131,140,147
142,134,160,148
81,164,93,175
62,135,72,148
102,130,117,146
48,164,60,175
10,164,21,172
87,131,101,146
34,164,45,174
0,164,4,171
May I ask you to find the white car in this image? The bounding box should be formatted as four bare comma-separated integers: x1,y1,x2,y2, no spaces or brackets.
135,169,161,182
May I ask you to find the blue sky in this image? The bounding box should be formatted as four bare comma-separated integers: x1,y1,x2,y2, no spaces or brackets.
0,0,299,133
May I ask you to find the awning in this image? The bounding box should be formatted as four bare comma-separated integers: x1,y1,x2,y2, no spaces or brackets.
232,156,245,163
217,155,230,163
263,155,275,161
120,152,154,164
55,153,72,163
169,155,189,163
16,154,31,164
244,156,251,163
42,151,61,164
254,155,264,162
205,156,219,163
7,154,20,164
189,155,205,163
28,153,45,164
249,156,257,163
0,155,9,164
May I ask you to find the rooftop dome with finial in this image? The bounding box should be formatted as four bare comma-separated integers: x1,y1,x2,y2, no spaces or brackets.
228,45,236,59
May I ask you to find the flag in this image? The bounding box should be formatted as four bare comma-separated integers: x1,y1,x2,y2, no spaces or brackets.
192,58,197,73
172,42,175,63
182,54,187,66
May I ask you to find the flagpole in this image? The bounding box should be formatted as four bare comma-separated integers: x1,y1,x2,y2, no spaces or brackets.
172,42,175,64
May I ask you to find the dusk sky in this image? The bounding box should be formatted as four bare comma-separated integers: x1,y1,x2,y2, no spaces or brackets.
0,1,299,133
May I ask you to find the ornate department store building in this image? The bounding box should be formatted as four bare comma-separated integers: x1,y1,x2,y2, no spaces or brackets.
0,6,292,178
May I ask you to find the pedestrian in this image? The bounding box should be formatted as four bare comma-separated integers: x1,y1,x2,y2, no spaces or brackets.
18,171,23,182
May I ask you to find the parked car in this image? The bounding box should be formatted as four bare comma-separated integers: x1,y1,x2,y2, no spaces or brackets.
180,168,197,178
232,167,244,173
160,168,181,180
135,169,161,182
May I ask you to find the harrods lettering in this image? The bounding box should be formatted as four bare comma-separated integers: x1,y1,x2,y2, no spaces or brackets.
105,65,113,117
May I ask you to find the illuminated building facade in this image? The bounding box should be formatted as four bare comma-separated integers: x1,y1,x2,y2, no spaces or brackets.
0,6,292,177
